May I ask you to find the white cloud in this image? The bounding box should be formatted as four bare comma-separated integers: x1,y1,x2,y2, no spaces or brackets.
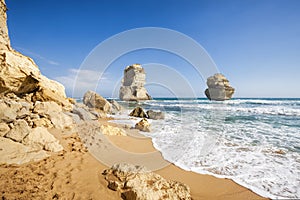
55,68,110,97
15,47,60,66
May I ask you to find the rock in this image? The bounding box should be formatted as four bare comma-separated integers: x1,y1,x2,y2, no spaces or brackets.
103,163,191,200
0,137,49,165
204,73,235,101
33,101,73,129
108,99,122,114
146,110,165,120
0,101,17,122
22,127,63,152
5,119,30,142
72,103,97,121
83,90,111,114
119,64,151,101
129,107,147,118
135,118,151,132
0,122,10,137
100,124,127,136
32,117,52,128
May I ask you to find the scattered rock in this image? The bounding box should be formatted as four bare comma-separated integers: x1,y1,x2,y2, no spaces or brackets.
0,122,10,137
119,64,151,101
135,118,151,132
146,110,165,120
103,163,191,200
204,73,235,101
83,90,111,113
5,119,30,142
100,124,126,136
22,127,63,152
129,107,147,118
0,101,17,122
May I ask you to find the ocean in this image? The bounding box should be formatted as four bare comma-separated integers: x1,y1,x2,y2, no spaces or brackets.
111,98,300,199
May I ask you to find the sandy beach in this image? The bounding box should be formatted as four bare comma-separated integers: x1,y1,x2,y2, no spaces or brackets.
0,118,267,200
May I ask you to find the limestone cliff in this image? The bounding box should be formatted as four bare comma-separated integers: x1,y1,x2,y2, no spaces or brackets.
119,64,151,101
204,73,235,101
0,0,10,50
0,0,71,109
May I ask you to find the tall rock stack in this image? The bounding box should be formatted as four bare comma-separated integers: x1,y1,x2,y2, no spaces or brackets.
119,64,151,101
204,73,235,101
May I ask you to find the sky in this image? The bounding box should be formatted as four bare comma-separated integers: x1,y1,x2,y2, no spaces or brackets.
5,0,300,98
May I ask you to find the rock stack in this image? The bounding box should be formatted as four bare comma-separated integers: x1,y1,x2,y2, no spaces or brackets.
204,73,235,101
119,64,151,101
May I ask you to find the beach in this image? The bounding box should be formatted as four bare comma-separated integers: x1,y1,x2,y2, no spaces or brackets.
0,118,266,200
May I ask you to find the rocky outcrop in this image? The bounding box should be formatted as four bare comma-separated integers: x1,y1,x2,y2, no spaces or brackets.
204,73,235,101
103,163,191,200
147,110,165,120
119,64,151,101
135,118,151,132
129,107,148,118
83,90,111,114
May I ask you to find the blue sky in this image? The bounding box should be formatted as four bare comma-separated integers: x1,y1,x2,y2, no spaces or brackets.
6,0,300,98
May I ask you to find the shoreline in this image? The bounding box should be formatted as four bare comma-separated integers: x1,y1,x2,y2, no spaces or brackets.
103,118,267,200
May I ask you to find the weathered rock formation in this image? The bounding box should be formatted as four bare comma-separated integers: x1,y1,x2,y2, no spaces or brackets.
135,118,151,132
119,64,151,101
103,163,191,200
204,73,235,101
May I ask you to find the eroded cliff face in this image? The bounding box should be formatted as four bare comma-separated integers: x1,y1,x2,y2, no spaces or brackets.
0,0,10,50
204,73,235,101
119,64,151,101
0,0,71,108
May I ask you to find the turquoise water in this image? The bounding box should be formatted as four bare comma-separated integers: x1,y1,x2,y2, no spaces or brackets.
115,98,300,199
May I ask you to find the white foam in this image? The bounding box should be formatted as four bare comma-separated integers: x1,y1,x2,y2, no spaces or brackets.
111,99,300,199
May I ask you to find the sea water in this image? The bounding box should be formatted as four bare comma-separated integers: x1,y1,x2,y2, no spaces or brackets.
111,98,300,199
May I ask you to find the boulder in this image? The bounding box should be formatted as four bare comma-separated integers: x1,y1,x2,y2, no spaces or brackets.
100,124,127,136
22,127,63,152
5,119,30,142
204,73,235,101
119,64,151,101
103,163,191,200
129,107,147,118
146,110,165,120
135,118,151,132
83,90,111,114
